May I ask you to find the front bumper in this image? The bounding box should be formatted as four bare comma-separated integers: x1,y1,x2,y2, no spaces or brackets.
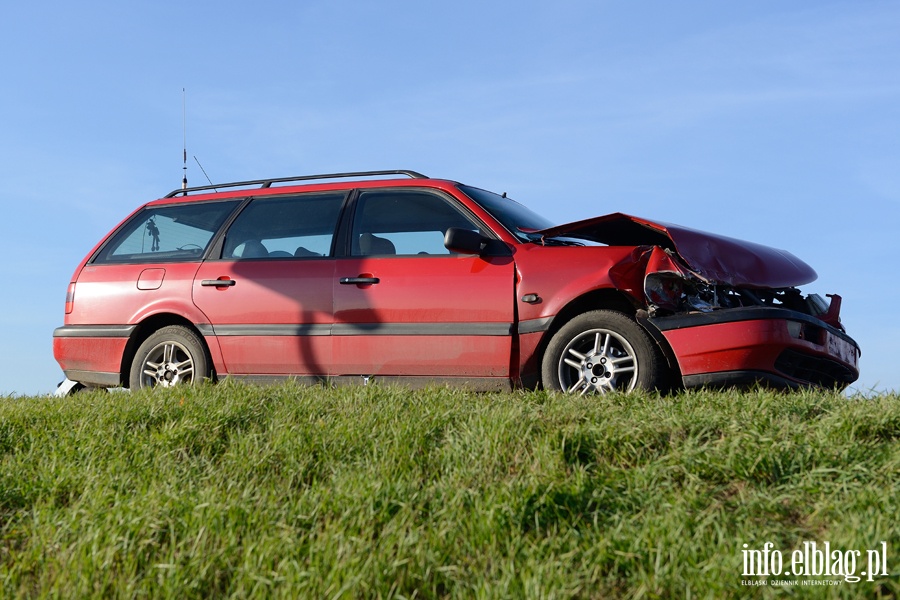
648,307,860,390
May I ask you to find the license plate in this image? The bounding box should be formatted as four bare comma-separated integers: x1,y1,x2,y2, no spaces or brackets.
826,332,859,368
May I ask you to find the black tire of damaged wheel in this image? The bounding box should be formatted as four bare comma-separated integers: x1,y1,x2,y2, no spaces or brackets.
129,325,210,389
541,310,667,394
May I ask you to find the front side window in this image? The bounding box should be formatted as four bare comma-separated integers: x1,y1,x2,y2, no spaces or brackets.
222,192,345,259
350,189,483,256
93,200,241,264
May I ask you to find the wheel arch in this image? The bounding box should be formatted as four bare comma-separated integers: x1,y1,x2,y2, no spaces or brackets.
121,314,214,388
534,288,681,388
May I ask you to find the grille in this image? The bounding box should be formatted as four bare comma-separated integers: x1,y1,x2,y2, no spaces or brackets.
774,349,856,388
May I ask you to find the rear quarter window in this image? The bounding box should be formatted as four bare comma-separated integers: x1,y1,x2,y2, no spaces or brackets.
92,200,241,264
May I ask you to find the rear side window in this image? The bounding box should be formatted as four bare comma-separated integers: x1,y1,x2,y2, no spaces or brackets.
222,192,345,259
93,200,241,264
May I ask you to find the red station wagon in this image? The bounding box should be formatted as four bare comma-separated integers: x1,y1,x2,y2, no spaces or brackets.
53,170,860,394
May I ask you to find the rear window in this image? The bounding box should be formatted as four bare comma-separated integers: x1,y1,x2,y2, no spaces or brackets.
92,200,241,264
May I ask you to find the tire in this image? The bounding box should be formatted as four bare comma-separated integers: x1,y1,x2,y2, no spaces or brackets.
541,310,666,394
129,325,210,389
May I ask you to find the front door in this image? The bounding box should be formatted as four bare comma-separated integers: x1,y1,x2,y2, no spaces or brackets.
332,188,515,386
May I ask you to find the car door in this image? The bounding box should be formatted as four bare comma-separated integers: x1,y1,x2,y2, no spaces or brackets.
192,191,345,378
332,188,516,385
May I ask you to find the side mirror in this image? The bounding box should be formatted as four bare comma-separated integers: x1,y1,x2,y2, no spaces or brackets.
444,227,487,255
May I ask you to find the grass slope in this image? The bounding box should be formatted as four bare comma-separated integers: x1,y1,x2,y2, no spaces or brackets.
1,383,898,598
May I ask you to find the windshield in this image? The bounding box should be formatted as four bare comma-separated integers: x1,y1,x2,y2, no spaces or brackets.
457,184,555,242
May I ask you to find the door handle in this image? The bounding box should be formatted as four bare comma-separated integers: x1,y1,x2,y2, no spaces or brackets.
339,277,380,285
201,279,236,287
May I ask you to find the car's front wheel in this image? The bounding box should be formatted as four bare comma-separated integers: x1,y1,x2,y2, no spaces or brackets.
541,310,666,394
129,325,210,389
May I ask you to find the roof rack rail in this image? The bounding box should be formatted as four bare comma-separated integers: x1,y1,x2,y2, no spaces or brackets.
165,169,428,198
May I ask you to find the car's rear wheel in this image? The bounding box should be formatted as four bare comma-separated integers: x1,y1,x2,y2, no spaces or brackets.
541,310,666,394
129,325,210,389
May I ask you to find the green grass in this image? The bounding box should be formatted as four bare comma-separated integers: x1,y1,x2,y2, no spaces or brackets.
1,383,898,598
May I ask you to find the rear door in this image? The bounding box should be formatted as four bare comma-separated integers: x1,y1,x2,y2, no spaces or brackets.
332,188,516,384
192,192,345,377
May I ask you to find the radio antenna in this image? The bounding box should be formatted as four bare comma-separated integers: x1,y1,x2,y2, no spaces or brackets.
194,156,217,190
182,88,188,190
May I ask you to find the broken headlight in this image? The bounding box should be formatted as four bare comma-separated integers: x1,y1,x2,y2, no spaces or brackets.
645,273,718,314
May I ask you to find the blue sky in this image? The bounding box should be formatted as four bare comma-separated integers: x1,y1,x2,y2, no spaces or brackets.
2,0,898,395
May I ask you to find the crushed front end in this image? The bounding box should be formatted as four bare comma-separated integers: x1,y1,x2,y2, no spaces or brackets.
643,265,860,390
535,213,861,390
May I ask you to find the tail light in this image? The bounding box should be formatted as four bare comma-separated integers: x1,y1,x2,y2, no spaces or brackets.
65,282,76,314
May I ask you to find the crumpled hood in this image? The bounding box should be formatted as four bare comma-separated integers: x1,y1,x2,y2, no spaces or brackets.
533,213,817,288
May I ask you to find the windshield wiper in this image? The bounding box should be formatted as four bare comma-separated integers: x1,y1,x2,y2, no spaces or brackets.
540,237,584,247
518,230,584,246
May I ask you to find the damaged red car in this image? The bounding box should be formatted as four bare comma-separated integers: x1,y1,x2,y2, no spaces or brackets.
53,170,860,394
